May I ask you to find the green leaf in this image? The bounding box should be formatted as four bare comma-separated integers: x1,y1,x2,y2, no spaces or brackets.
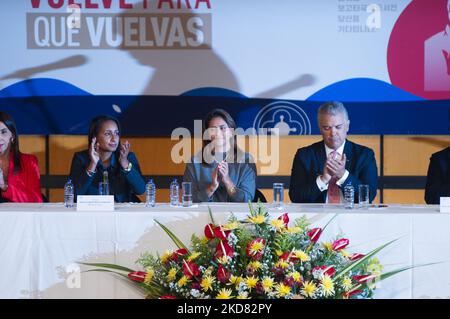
83,268,130,278
207,206,216,225
378,262,441,282
154,219,190,253
84,269,150,291
78,262,134,273
248,201,255,215
334,238,398,280
322,213,338,233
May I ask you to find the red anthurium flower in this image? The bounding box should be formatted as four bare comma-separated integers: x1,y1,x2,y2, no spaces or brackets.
349,253,365,261
170,248,188,262
217,265,231,283
204,223,216,239
332,238,349,251
278,213,289,227
159,295,177,299
213,226,231,241
353,274,378,284
312,265,336,277
246,238,266,260
128,271,146,283
307,228,322,243
343,289,362,299
182,260,200,278
215,240,234,258
279,252,298,263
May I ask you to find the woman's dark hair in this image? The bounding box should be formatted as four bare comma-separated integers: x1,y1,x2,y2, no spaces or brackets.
0,111,21,173
88,115,121,155
202,108,238,161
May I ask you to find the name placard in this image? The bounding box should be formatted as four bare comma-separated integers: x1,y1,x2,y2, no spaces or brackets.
440,197,450,213
76,195,114,211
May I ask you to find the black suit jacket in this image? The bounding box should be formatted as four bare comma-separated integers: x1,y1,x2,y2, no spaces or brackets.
289,140,378,203
425,147,450,204
69,150,146,203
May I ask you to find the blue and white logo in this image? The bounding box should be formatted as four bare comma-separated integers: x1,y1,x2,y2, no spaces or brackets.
253,101,311,135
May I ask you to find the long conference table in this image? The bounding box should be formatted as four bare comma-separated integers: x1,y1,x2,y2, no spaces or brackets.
0,202,449,299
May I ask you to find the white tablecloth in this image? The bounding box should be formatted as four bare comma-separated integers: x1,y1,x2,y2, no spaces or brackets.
0,202,449,299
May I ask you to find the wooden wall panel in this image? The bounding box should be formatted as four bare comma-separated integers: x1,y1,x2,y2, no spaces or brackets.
384,136,450,176
49,136,87,175
20,136,46,174
383,189,426,204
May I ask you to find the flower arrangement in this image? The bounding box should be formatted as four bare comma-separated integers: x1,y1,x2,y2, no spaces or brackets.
82,202,414,299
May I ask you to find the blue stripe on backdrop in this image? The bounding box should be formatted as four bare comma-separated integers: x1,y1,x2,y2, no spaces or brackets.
0,95,448,135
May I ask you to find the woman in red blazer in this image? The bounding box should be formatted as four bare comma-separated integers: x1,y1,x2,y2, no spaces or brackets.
0,111,43,203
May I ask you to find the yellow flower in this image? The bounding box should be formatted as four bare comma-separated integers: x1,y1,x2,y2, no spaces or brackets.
322,242,333,251
320,275,335,297
293,250,310,262
301,281,317,298
270,219,285,231
160,250,172,263
187,252,201,262
203,266,214,277
200,275,215,292
229,275,242,288
248,215,266,224
223,221,239,230
340,250,350,259
217,255,230,265
286,227,301,234
290,271,302,283
276,283,291,297
248,241,264,256
245,276,258,289
237,292,249,299
166,268,177,282
247,261,262,271
274,260,289,269
144,268,154,284
367,258,383,275
261,277,274,292
216,288,233,299
177,275,189,287
275,250,283,257
341,277,353,291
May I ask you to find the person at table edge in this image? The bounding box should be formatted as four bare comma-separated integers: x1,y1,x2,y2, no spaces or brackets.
0,111,43,203
425,146,450,204
69,115,145,202
289,101,378,204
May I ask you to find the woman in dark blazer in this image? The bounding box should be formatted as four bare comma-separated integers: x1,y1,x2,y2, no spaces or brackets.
69,115,145,202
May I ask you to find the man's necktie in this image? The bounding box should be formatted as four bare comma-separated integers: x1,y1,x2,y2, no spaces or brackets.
328,151,340,203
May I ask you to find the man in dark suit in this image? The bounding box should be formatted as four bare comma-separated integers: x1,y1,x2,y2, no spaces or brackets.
289,101,378,203
425,147,450,204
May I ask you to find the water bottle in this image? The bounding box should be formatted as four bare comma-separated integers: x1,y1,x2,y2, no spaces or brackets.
99,171,109,195
64,178,75,208
145,178,156,207
169,178,179,207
